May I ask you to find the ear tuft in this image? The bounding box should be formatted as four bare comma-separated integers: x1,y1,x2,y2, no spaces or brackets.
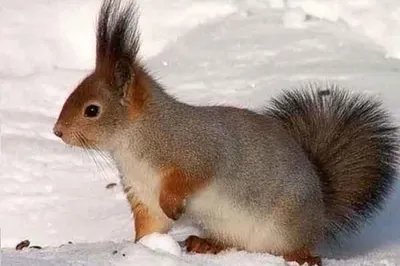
96,0,140,86
115,58,133,93
114,59,134,106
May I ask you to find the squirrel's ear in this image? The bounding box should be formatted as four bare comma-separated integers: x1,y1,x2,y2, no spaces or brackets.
114,58,134,106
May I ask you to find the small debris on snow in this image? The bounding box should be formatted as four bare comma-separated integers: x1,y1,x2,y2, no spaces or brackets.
59,241,74,248
138,232,182,257
106,182,118,189
29,245,43,249
16,240,30,250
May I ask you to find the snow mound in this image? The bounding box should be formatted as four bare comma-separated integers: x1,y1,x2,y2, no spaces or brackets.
272,0,400,59
138,233,182,257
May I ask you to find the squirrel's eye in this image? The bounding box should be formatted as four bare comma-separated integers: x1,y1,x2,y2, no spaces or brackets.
84,104,100,118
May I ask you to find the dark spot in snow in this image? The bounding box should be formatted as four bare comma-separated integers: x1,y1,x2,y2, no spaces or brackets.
106,183,118,189
304,14,320,21
112,250,118,255
30,246,42,249
16,240,30,250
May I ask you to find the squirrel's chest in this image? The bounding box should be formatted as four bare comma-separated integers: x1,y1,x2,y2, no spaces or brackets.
112,150,163,217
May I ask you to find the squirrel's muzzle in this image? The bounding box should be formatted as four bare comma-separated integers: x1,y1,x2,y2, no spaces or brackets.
53,123,64,139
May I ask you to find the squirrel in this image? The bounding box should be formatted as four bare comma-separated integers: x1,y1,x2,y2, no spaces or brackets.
53,0,398,265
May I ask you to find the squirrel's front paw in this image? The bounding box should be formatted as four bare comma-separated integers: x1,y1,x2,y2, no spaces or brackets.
159,196,186,221
168,201,186,220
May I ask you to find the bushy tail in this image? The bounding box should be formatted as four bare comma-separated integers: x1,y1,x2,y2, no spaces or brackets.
266,84,399,240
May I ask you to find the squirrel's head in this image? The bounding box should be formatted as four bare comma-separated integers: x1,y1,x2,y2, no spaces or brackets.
53,0,149,149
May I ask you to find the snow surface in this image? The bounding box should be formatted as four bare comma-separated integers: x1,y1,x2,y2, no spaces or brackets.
138,233,182,257
1,0,400,265
276,0,400,59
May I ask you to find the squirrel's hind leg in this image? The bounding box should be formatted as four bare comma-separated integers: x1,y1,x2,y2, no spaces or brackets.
184,235,322,265
185,235,228,254
282,249,322,266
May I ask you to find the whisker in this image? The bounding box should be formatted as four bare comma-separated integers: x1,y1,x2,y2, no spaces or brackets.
74,133,93,167
74,132,104,180
90,149,118,181
78,133,107,181
90,149,110,181
78,133,115,169
75,132,118,182
92,146,116,171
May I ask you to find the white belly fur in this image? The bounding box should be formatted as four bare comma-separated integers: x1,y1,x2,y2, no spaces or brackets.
187,182,289,253
112,148,167,220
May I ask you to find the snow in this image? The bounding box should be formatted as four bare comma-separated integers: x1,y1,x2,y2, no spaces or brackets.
1,0,400,265
137,233,182,257
274,0,400,59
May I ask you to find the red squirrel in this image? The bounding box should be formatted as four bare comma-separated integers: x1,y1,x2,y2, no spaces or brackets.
53,0,399,265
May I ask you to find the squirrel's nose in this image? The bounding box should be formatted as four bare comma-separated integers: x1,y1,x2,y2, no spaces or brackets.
54,130,63,138
53,125,63,138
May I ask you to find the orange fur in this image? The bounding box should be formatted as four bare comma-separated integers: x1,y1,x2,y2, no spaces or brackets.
185,235,227,254
126,193,168,241
159,167,209,220
283,248,322,266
